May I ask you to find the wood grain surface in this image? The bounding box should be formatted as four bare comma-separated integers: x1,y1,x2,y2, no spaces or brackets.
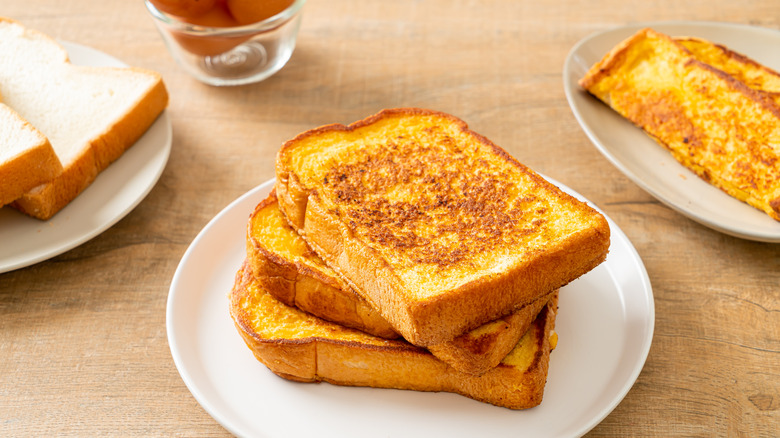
1,1,778,436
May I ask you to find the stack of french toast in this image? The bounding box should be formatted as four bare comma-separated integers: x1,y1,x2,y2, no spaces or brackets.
228,108,611,409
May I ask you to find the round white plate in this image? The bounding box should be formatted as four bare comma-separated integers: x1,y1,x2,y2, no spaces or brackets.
0,41,172,273
563,21,780,243
168,177,654,438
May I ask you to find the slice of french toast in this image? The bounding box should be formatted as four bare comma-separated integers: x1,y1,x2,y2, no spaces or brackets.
676,37,780,106
246,190,555,374
426,289,553,375
229,260,559,410
275,108,609,346
580,28,780,221
247,190,398,339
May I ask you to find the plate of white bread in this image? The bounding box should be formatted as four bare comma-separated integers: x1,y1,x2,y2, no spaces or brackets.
0,18,170,273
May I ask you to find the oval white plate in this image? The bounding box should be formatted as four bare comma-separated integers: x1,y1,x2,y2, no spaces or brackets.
0,41,172,273
168,177,654,438
564,21,780,242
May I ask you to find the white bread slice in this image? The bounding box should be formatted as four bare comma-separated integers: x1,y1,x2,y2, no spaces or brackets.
0,102,62,207
0,17,168,219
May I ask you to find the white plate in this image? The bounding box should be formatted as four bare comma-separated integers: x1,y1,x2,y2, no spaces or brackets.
0,41,172,273
563,21,780,242
168,177,654,438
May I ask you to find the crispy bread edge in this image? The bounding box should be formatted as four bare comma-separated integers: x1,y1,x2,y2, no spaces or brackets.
229,261,556,409
249,191,560,372
406,216,607,344
247,191,399,339
428,288,556,375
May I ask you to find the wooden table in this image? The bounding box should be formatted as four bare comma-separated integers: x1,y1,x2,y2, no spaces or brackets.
2,1,778,436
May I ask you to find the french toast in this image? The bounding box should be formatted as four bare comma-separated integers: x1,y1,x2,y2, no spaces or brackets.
247,190,398,339
229,261,559,410
426,290,553,375
275,108,610,346
677,37,780,106
246,190,555,374
580,28,780,221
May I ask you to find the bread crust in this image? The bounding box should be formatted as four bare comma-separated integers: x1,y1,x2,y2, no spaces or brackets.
676,37,780,107
229,261,558,409
247,191,399,339
427,289,555,375
0,105,62,206
246,191,558,374
276,108,609,346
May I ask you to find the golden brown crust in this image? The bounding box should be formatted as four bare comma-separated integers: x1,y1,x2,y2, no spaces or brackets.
580,28,780,221
400,228,606,344
579,28,651,91
9,67,169,219
247,191,558,373
247,191,399,339
677,37,780,105
275,108,610,346
428,288,555,375
0,110,62,207
228,261,557,409
12,142,100,219
300,186,605,345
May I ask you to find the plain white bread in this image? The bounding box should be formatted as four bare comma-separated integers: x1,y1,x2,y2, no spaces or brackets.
0,17,168,219
0,102,62,206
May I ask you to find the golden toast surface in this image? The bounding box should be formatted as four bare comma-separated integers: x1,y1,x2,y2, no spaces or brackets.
677,37,780,106
246,191,555,374
229,261,558,409
580,28,780,221
276,108,609,345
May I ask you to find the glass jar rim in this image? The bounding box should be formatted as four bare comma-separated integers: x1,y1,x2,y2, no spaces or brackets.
144,0,306,36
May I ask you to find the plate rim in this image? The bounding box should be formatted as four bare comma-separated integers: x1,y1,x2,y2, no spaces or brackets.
563,20,780,243
0,40,172,273
166,177,654,438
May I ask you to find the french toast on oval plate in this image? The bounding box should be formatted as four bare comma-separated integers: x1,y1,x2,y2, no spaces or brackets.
580,28,780,221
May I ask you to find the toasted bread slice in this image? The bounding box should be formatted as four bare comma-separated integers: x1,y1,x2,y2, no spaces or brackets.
0,102,62,207
246,191,555,374
0,18,168,219
426,289,553,375
229,261,559,410
247,190,398,339
275,108,609,346
677,37,780,106
580,28,780,221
